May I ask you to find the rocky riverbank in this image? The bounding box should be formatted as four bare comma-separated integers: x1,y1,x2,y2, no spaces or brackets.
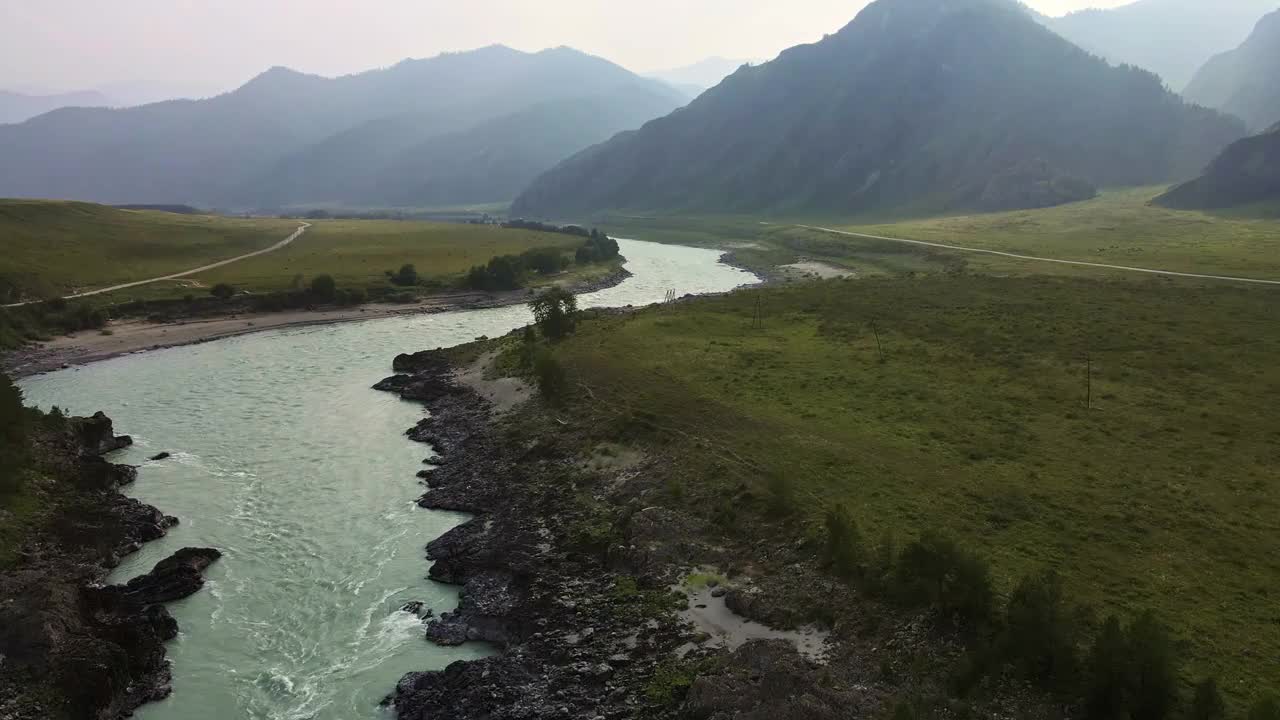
373,346,883,720
375,349,682,718
0,412,220,720
372,323,1073,720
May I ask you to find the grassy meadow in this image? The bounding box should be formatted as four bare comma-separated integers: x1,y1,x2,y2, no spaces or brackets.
0,200,298,301
535,273,1280,702
598,188,1280,282
192,219,585,293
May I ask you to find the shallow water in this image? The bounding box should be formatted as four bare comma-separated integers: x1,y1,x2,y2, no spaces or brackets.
19,239,754,720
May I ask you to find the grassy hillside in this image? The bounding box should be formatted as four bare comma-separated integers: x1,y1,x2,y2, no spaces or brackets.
535,273,1280,701
0,200,297,302
192,220,584,292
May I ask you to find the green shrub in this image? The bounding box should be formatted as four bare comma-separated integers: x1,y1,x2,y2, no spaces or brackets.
534,350,568,402
1190,678,1226,720
518,325,538,368
823,503,863,577
1002,570,1081,691
210,283,235,300
390,263,418,287
310,274,337,301
894,532,995,629
1086,616,1130,720
529,287,578,342
1126,612,1179,720
1085,612,1180,720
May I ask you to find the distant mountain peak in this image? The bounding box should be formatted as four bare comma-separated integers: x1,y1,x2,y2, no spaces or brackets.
514,0,1244,218
0,44,686,208
1037,0,1276,89
1184,8,1280,131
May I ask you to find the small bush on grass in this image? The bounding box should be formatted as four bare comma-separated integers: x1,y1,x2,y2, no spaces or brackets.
534,350,568,402
823,503,863,577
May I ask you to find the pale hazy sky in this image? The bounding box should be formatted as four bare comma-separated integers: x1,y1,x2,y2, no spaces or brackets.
1,0,1133,98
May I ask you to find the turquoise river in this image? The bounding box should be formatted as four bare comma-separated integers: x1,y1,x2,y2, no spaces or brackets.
19,239,754,720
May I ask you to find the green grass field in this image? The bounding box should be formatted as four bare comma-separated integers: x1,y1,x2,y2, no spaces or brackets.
193,219,583,293
598,188,1280,282
0,200,298,301
842,188,1280,279
543,274,1280,702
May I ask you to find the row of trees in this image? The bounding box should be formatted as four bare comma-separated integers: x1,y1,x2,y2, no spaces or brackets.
466,232,620,293
0,301,107,352
465,247,570,292
209,274,369,310
576,230,620,264
814,505,1277,720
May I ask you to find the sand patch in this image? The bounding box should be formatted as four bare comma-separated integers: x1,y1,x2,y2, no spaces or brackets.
676,571,829,662
778,260,855,280
453,351,532,414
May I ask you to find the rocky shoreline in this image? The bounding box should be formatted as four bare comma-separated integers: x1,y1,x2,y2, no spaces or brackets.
372,345,877,720
0,412,220,720
375,349,692,719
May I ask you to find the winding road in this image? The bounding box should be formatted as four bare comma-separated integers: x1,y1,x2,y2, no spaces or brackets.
798,225,1280,286
3,222,311,308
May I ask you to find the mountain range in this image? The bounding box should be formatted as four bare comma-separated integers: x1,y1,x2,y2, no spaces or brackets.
1184,9,1280,132
0,46,686,209
513,0,1246,219
1036,0,1277,91
0,89,112,125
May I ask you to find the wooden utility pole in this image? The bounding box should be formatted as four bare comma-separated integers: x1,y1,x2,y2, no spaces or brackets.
871,321,884,363
1086,351,1092,410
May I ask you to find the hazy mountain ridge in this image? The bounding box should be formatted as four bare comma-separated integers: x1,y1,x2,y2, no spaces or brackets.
0,46,686,208
1156,123,1280,210
1184,9,1280,132
0,89,113,125
647,57,758,96
1038,0,1276,91
513,0,1246,219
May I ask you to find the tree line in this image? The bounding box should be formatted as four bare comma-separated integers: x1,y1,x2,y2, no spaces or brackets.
465,230,619,292
809,502,1279,720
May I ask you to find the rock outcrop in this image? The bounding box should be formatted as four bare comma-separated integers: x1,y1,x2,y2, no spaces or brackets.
0,413,219,720
375,351,694,720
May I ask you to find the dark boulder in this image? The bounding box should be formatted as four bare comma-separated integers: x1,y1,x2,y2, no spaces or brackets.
76,457,138,490
67,411,134,456
92,547,222,610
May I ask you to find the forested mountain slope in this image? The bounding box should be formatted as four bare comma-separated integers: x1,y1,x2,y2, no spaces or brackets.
1156,123,1280,210
514,0,1245,218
